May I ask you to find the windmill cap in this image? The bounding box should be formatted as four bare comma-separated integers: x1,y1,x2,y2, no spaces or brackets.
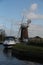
27,19,31,24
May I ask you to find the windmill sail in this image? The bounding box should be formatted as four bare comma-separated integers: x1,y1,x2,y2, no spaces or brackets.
20,19,31,42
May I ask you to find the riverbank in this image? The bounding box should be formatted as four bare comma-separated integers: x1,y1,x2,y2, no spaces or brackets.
12,43,43,64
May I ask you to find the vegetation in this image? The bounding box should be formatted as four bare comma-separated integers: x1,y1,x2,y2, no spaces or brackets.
27,36,43,47
12,43,43,53
0,34,5,43
0,29,6,43
12,43,43,63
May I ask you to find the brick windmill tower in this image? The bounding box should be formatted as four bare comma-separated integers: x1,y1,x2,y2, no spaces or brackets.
20,19,31,42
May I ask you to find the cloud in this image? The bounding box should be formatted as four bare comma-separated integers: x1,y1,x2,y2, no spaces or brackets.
4,22,43,38
0,3,43,37
0,24,4,28
26,12,43,19
5,24,43,38
30,3,37,12
5,29,18,37
22,3,43,37
28,24,43,37
23,3,43,20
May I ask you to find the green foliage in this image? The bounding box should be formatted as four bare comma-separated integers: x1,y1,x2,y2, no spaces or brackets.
13,43,43,53
27,37,43,46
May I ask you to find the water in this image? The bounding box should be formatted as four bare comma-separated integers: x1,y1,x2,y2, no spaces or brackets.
0,45,43,65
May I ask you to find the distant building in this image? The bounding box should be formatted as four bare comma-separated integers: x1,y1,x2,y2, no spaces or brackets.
0,29,6,42
0,29,5,35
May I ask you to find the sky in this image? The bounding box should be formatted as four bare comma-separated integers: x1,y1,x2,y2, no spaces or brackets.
0,0,43,37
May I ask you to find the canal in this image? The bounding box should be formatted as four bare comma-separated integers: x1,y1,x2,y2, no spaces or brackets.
0,45,43,65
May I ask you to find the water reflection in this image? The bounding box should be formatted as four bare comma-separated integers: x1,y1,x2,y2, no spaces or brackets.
3,48,12,58
2,47,43,65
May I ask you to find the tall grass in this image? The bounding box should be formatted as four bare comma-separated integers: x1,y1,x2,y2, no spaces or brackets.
13,43,43,53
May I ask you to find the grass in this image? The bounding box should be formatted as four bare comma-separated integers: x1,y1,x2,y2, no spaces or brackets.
12,43,43,53
12,43,43,63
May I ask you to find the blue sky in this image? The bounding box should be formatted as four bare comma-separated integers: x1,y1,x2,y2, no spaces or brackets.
0,0,43,37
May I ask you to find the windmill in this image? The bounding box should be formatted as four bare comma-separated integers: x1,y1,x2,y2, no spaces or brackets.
17,18,31,43
0,16,31,43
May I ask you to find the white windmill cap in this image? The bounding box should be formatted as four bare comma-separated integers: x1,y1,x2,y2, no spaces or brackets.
27,19,31,24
